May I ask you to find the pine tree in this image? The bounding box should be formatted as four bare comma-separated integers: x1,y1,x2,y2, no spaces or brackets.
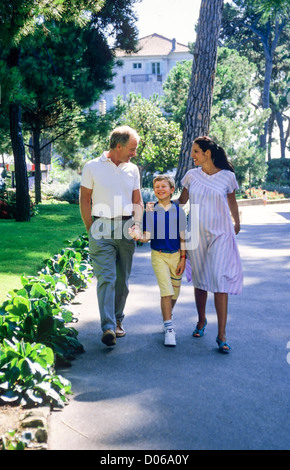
175,0,224,186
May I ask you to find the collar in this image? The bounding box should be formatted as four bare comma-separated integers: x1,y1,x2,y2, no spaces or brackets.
100,151,128,168
154,201,177,212
100,152,112,163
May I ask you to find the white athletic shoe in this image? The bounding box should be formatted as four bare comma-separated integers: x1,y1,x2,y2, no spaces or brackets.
164,329,176,347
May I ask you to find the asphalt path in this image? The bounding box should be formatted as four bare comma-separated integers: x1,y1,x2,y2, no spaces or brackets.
48,203,290,451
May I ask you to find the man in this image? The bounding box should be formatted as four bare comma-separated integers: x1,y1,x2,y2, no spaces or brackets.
80,126,143,347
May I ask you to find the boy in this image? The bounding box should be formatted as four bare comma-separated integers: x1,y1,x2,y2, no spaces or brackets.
130,175,187,347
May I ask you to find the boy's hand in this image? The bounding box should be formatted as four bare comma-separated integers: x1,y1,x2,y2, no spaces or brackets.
176,258,186,276
146,202,155,212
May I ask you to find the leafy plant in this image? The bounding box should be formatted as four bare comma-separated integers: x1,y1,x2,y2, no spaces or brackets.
0,233,93,408
41,245,93,290
1,429,27,451
0,339,71,408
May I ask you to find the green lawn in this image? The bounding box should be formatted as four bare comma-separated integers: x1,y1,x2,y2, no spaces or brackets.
0,203,85,305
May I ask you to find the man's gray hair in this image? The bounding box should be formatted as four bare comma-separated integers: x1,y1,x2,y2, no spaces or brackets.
109,126,140,149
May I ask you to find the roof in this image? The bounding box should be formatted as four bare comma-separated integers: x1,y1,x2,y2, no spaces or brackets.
115,33,190,58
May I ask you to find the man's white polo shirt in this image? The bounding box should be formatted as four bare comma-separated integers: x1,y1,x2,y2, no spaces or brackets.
81,152,140,218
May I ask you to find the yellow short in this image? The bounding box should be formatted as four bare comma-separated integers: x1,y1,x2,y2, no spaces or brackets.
151,250,182,300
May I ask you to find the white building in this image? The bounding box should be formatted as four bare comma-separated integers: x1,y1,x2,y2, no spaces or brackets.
100,33,192,110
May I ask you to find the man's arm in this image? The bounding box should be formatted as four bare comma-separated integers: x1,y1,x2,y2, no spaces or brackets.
132,188,144,224
79,185,93,232
127,188,144,240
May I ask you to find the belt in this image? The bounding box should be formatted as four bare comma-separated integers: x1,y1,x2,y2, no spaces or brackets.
93,215,132,221
154,249,179,254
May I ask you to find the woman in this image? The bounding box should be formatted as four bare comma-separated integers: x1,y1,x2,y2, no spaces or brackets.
179,136,243,353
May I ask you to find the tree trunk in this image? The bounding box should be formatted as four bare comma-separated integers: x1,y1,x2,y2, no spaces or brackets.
275,111,286,159
260,43,273,150
8,47,31,222
175,0,224,186
9,102,31,222
32,129,42,204
267,111,275,161
247,18,285,152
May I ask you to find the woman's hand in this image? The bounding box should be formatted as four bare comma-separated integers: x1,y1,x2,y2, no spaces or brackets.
234,222,241,235
227,191,241,235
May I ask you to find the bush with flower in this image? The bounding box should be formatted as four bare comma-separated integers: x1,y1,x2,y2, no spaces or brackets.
244,187,285,200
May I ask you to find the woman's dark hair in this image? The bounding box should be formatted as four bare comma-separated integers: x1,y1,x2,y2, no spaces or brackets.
194,136,235,173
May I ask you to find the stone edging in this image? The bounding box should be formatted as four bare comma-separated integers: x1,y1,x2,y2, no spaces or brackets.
237,198,290,207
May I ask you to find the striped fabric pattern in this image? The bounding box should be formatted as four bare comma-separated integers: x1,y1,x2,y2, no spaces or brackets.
182,168,243,295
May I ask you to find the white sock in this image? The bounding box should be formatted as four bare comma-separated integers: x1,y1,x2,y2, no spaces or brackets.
164,320,173,331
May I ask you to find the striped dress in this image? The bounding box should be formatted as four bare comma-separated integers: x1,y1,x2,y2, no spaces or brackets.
182,167,243,295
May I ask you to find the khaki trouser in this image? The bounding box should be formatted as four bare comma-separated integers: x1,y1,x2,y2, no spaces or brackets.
88,218,135,333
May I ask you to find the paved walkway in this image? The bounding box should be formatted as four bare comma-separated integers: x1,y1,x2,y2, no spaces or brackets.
48,203,290,450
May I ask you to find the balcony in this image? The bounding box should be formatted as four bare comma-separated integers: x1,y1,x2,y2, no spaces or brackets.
131,74,150,83
129,74,163,83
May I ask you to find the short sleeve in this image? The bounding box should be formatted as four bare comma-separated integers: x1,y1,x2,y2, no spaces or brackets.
143,210,154,234
179,207,187,232
81,162,94,190
133,166,141,191
227,172,239,194
181,171,191,190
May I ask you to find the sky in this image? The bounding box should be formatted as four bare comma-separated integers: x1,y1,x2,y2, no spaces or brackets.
133,0,202,45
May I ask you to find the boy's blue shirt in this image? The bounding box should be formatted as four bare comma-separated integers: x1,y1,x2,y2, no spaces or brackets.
143,201,187,252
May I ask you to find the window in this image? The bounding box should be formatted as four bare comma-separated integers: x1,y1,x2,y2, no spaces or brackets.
152,62,161,75
133,63,142,69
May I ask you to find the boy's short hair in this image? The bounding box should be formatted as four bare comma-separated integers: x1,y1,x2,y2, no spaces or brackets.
153,175,175,190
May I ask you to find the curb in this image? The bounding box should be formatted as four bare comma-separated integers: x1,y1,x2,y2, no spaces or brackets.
0,406,51,451
238,198,290,206
20,407,51,450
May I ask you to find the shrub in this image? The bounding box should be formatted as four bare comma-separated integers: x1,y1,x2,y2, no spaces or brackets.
244,187,285,200
0,190,37,219
0,234,93,408
0,339,71,408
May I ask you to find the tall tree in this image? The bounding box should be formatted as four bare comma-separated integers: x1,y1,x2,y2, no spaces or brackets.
175,0,224,186
0,1,139,216
220,0,290,153
0,0,105,220
18,2,139,204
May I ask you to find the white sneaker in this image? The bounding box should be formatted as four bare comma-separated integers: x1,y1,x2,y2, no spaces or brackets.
164,329,176,347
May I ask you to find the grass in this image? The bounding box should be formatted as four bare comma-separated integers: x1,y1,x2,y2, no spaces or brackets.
0,202,85,305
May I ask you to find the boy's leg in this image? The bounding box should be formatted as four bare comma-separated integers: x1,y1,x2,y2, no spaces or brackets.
161,295,173,321
162,294,176,346
151,251,174,292
168,252,183,304
151,251,176,345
